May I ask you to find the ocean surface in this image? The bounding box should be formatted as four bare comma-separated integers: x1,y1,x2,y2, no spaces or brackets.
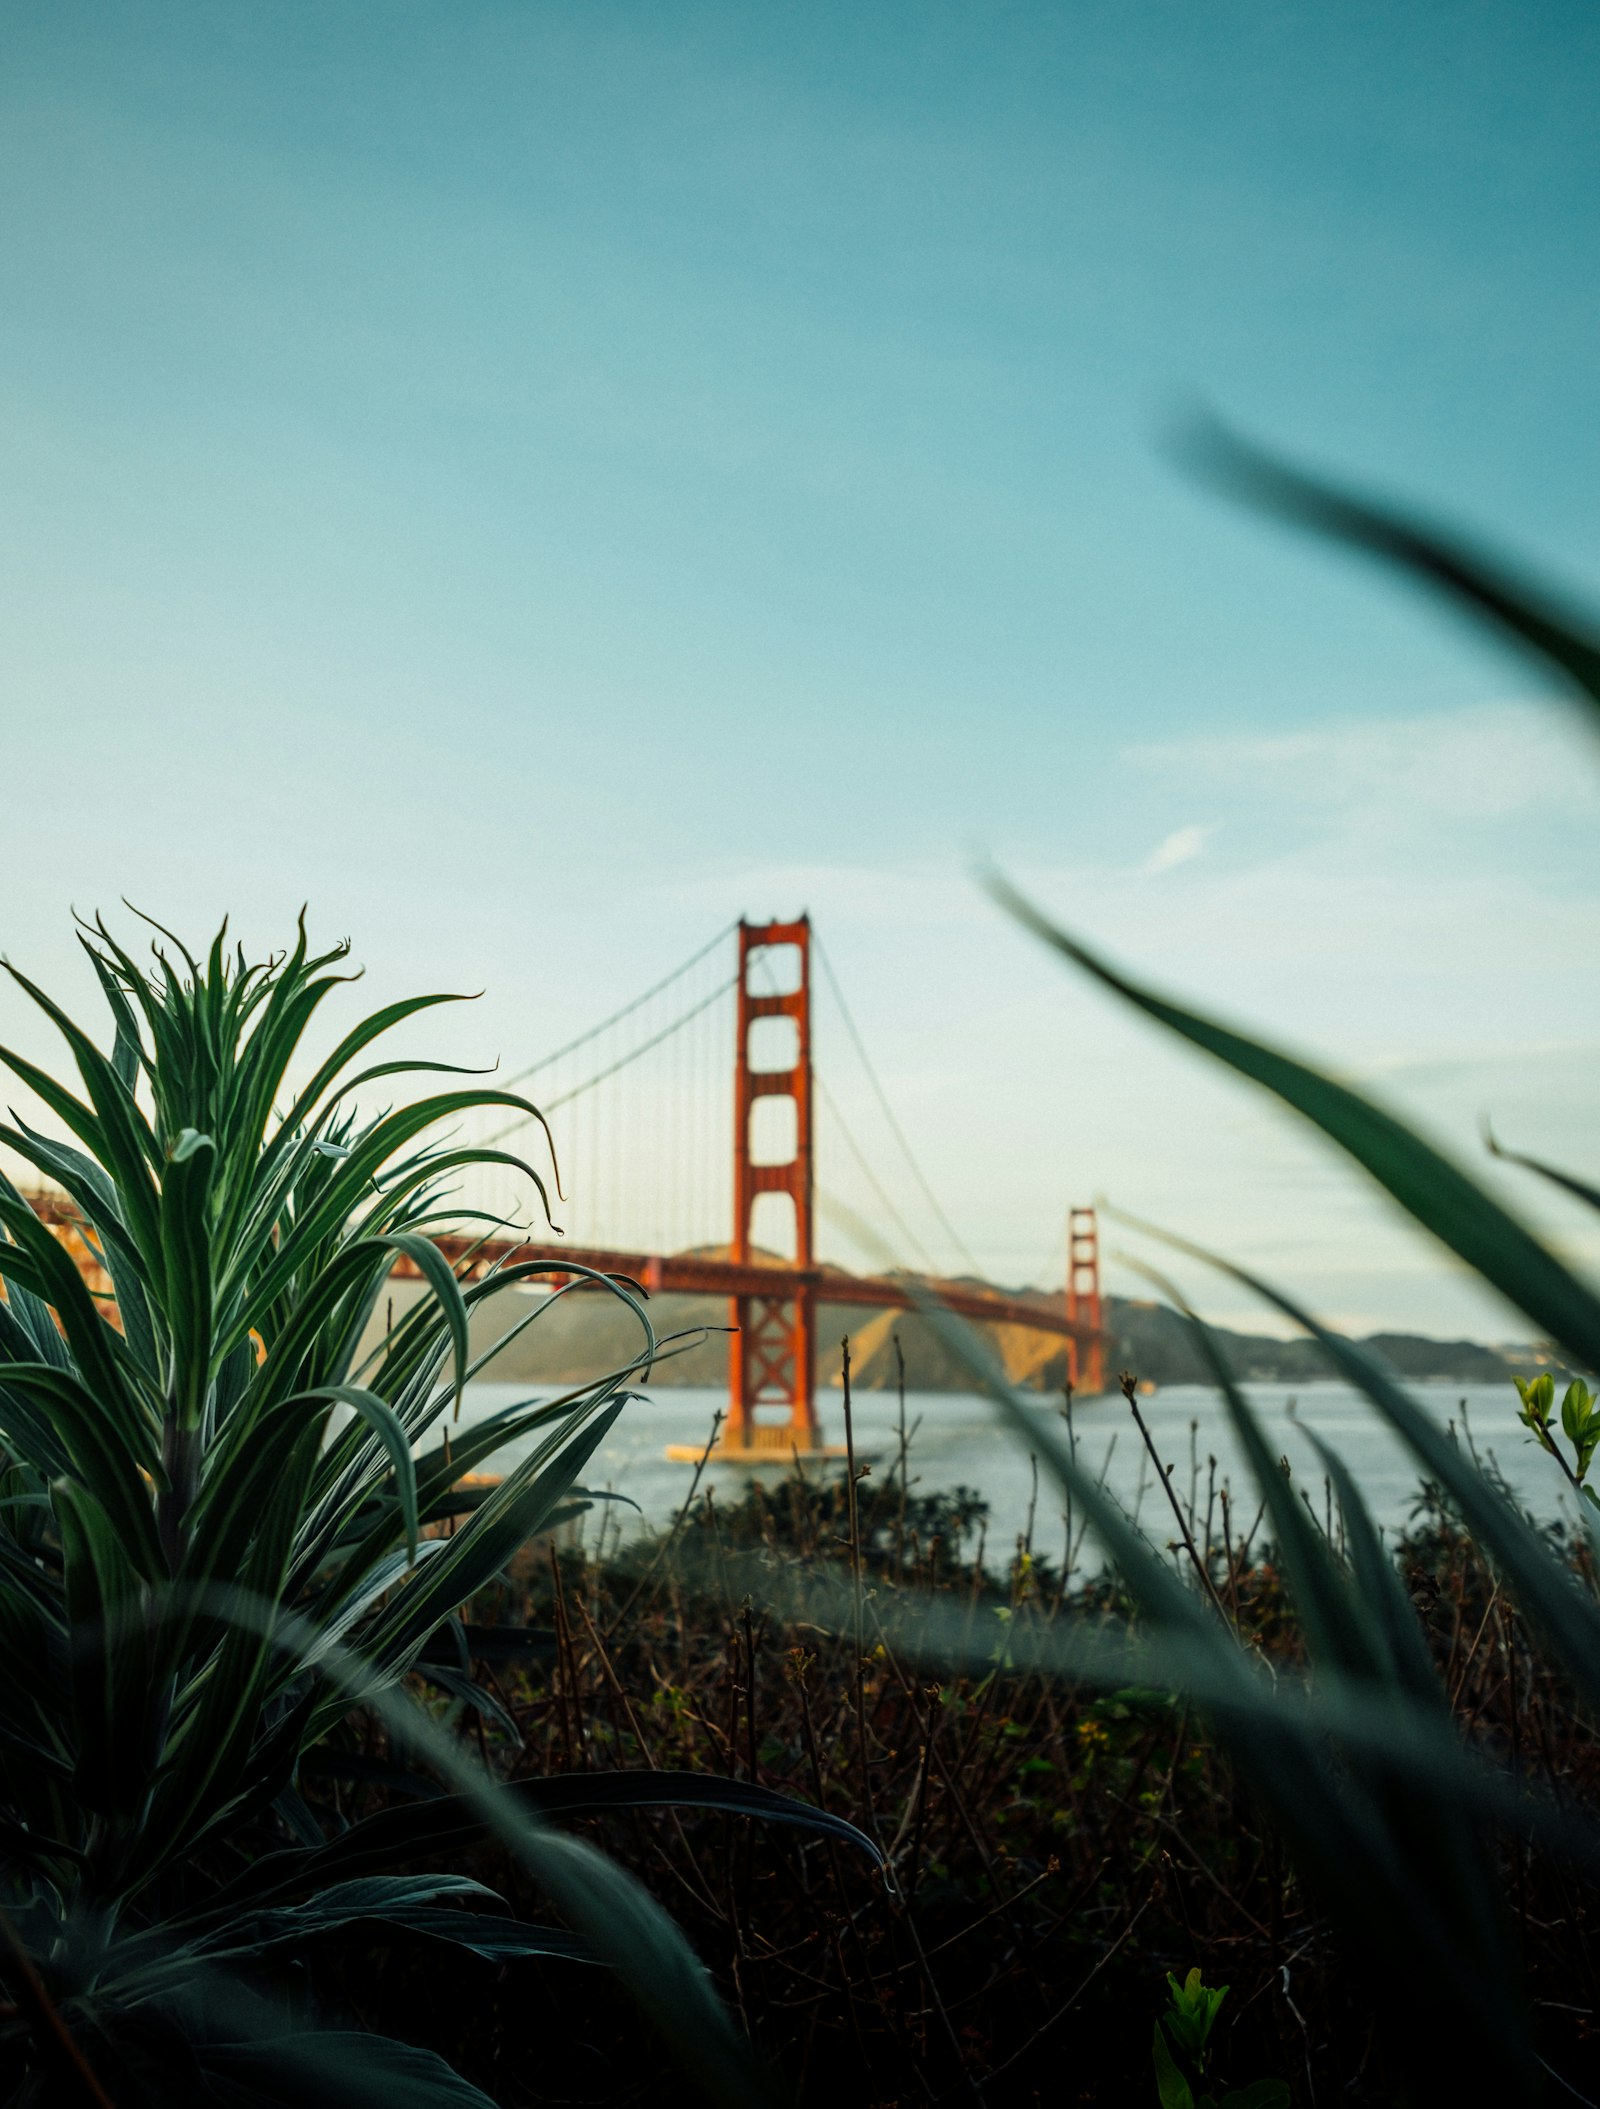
453,1377,1579,1571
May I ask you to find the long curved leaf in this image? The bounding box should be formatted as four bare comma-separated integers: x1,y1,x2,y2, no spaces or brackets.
1486,1126,1600,1215
0,1366,163,1575
1124,1216,1600,1715
181,1769,884,1927
198,2029,501,2108
312,1386,421,1566
991,873,1600,1374
375,1232,470,1424
1184,420,1600,714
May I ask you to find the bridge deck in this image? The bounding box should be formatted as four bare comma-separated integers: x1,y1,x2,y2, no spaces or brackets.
20,1194,1094,1347
418,1236,1092,1343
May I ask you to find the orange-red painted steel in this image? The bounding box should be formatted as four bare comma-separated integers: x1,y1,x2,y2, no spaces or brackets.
727,918,816,1450
411,1237,1092,1344
17,1195,1100,1357
1066,1206,1105,1396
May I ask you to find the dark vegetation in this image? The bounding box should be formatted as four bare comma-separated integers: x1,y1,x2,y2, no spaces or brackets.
322,1431,1599,2104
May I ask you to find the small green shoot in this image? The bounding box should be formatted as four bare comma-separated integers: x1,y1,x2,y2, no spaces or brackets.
1515,1372,1600,1512
1152,1967,1289,2109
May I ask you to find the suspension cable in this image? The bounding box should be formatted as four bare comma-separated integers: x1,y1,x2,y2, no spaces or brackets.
485,975,738,1145
1021,1224,1068,1295
499,921,738,1088
812,932,983,1277
815,1074,941,1277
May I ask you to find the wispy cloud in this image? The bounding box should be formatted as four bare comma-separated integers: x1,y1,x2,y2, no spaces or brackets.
1128,700,1600,825
1141,823,1213,875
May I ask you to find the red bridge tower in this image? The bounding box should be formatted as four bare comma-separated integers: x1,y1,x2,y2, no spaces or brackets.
1066,1206,1105,1397
668,916,1107,1462
721,916,831,1455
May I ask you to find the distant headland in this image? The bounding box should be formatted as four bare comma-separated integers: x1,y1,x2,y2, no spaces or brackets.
376,1276,1555,1396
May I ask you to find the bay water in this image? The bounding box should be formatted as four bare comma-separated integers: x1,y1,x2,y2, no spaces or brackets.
455,1377,1577,1572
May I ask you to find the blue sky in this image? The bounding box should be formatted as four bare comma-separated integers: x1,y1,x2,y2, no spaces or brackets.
3,2,1599,1336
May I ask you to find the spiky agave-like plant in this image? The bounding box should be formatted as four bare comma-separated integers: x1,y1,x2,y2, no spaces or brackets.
0,919,871,2105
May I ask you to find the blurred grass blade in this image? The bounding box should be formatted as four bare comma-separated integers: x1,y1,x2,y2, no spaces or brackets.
202,1772,885,1917
1134,1263,1377,1678
990,871,1600,1373
1182,420,1600,712
166,1584,779,2108
841,1578,1594,1877
1301,1426,1442,1697
878,1279,1534,2081
199,2029,502,2106
1123,1213,1600,1713
1485,1124,1600,1214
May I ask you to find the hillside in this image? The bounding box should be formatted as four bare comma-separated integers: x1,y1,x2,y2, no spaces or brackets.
371,1276,1537,1394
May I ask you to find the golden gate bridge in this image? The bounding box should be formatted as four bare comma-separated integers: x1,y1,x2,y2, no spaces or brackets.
418,915,1104,1458
27,917,1106,1460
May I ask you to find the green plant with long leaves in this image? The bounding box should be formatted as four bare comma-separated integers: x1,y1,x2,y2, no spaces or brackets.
0,918,875,2105
931,440,1600,2100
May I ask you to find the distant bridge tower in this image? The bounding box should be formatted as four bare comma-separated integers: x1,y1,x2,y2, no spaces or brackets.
1066,1206,1105,1396
722,916,825,1454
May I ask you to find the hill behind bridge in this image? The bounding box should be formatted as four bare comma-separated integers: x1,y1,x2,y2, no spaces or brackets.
371,1274,1531,1395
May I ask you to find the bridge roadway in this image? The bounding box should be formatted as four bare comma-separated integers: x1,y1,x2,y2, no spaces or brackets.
20,1192,1092,1351
413,1236,1089,1346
